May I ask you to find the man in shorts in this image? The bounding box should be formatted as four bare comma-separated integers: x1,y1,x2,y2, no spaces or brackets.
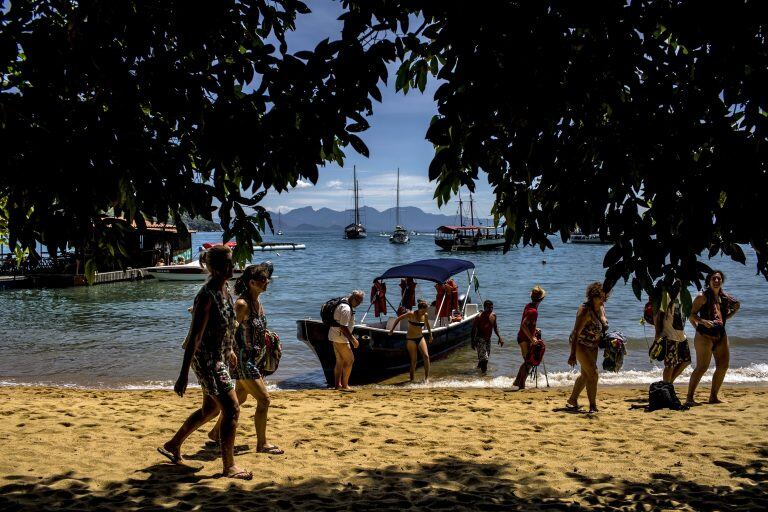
471,299,504,373
329,289,364,391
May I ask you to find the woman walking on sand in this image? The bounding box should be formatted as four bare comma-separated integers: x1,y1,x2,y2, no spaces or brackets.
566,282,608,413
207,263,283,454
389,299,433,382
158,245,252,480
686,270,741,406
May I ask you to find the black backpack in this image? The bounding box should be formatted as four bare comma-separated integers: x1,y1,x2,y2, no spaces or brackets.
321,297,349,327
648,381,687,411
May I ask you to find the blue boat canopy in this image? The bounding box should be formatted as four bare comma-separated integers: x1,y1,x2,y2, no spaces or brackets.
377,258,475,284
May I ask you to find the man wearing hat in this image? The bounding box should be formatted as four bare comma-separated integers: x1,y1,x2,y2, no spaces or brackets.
471,299,504,373
513,285,547,389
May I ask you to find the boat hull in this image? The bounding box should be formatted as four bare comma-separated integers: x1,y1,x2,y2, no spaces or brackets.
296,314,477,386
435,237,505,251
344,224,367,239
146,263,244,281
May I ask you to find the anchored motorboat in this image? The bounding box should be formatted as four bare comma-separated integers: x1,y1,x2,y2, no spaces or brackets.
296,258,480,386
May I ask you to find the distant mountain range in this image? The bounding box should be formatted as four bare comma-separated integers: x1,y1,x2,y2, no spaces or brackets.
274,206,493,232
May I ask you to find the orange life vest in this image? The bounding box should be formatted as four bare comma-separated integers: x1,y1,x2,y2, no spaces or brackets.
371,280,387,317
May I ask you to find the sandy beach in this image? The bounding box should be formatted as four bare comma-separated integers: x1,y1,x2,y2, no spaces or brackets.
0,384,766,511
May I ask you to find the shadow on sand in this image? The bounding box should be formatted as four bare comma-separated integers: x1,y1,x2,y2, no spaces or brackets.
1,447,766,511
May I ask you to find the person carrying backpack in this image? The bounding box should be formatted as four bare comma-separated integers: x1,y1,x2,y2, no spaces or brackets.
653,281,691,385
324,290,365,391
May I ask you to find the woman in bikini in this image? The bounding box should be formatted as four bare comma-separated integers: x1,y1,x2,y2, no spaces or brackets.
158,245,252,480
686,270,740,405
566,282,608,413
389,299,433,382
208,263,283,454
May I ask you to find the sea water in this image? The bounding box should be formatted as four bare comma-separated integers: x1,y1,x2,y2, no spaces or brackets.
1,231,767,390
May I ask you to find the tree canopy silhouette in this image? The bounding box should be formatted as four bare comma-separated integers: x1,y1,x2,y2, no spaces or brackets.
2,0,767,302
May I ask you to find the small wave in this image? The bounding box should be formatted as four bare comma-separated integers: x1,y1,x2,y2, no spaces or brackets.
2,364,767,391
373,363,768,390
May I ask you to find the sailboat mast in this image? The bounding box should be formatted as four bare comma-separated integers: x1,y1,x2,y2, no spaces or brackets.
469,193,475,226
353,165,359,225
396,168,400,226
458,190,464,227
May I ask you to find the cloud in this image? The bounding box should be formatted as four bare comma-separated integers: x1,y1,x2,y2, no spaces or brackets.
326,180,343,189
294,179,313,189
266,206,294,214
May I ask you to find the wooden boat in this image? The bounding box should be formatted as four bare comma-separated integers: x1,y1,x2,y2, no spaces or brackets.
296,258,480,386
434,193,504,251
344,166,367,239
435,225,505,251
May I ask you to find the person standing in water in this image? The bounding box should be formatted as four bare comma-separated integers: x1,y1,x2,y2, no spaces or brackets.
158,245,251,480
471,299,504,374
513,286,546,388
207,262,283,454
566,282,608,414
389,299,433,382
686,270,740,405
653,281,691,385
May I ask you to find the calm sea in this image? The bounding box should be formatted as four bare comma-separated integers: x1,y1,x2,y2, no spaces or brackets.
2,231,767,390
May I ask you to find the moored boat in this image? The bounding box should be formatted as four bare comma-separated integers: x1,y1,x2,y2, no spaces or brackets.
146,260,245,281
569,233,611,244
389,168,409,244
435,225,505,251
344,166,367,239
296,258,480,386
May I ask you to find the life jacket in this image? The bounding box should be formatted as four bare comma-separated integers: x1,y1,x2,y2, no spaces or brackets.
321,297,349,327
435,282,448,317
436,280,458,318
525,338,546,367
399,278,416,309
371,280,387,317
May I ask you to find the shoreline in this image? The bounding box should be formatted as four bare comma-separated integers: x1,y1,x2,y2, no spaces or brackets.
1,385,766,510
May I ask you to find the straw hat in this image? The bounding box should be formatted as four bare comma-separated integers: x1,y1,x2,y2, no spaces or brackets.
531,285,547,301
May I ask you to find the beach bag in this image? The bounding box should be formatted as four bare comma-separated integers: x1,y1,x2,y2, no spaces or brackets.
647,381,687,411
321,297,348,327
525,339,546,367
602,330,627,372
648,337,667,361
643,301,655,324
259,330,282,376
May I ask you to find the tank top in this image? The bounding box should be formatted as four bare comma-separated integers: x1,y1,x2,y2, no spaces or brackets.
236,299,267,363
660,300,687,342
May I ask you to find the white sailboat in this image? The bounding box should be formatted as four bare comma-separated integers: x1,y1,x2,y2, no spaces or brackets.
276,211,284,236
389,168,409,244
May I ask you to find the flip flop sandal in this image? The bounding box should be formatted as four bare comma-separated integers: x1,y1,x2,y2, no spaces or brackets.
157,446,182,464
258,445,284,455
564,403,581,411
226,470,253,481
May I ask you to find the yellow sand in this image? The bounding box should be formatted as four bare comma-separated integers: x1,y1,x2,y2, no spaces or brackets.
0,385,766,511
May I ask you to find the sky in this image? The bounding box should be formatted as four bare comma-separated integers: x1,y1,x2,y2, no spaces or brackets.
258,0,496,217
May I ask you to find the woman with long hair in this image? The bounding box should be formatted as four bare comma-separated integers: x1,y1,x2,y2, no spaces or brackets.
566,282,608,413
686,270,740,405
208,263,283,454
389,299,433,382
158,245,251,479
